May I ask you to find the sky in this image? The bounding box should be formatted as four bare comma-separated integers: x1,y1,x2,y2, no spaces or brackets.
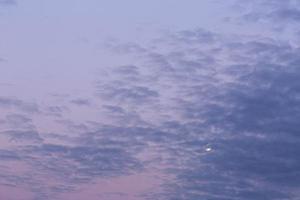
1,0,300,199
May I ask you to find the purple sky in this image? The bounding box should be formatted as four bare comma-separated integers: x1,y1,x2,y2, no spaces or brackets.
1,0,300,199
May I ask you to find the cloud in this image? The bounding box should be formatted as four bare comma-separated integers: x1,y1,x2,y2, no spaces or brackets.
3,114,36,130
96,84,159,104
232,0,300,32
167,34,300,199
1,130,42,143
0,0,16,6
44,105,69,117
101,26,300,200
70,98,91,106
0,126,145,199
113,65,140,77
0,149,20,160
0,97,40,113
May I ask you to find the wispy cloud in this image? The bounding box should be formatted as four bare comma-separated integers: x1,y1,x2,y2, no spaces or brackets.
0,0,16,6
100,25,300,199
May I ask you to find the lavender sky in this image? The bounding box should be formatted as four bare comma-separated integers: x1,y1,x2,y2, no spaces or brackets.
1,0,300,199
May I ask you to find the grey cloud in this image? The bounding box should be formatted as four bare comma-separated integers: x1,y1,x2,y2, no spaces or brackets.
103,105,126,114
44,105,69,117
0,149,20,160
0,125,145,199
70,98,91,106
0,0,16,6
47,106,68,113
0,97,40,113
113,65,140,76
1,130,42,143
165,35,300,199
105,41,148,55
101,105,148,126
175,28,217,44
27,143,142,177
232,0,300,32
103,26,300,200
4,114,36,130
54,119,89,133
97,84,159,104
268,8,300,21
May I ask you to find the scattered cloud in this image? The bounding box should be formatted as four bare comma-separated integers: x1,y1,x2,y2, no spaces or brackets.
0,97,40,113
70,98,91,106
0,0,16,6
99,25,300,199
